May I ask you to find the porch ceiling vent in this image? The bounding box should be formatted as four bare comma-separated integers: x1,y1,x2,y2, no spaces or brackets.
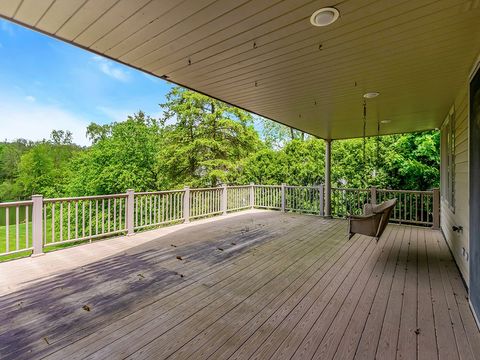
310,7,340,27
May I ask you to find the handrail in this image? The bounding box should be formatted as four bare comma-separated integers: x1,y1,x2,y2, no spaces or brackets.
44,194,127,203
0,184,440,259
134,189,184,195
0,200,33,207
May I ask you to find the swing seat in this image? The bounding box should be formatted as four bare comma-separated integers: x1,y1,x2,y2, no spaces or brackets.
348,198,397,241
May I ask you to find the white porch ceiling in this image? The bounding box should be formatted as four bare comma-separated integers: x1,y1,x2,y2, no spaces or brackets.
1,0,480,139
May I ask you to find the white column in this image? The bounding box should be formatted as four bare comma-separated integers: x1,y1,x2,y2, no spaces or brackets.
183,186,190,223
370,186,377,205
126,189,134,235
250,182,255,209
325,139,332,217
281,183,286,212
32,195,44,256
222,184,228,215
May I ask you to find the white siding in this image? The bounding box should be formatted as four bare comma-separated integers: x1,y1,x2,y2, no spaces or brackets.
441,85,469,282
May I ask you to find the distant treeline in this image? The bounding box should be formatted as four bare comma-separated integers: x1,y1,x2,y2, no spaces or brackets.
0,87,439,202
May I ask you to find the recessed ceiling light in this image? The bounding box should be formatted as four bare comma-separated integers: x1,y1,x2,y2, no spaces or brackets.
310,7,340,27
381,119,391,124
363,92,380,99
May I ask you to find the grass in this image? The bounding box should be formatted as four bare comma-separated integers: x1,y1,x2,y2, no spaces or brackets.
0,217,128,262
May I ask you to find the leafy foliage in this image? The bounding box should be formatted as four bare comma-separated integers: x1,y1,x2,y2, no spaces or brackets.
0,86,440,201
67,112,160,195
157,87,262,188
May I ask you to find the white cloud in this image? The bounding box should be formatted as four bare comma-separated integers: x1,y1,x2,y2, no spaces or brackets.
0,21,14,36
92,55,130,82
25,95,36,102
0,97,91,146
96,106,132,122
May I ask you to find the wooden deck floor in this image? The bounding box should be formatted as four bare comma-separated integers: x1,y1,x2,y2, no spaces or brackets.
0,211,479,359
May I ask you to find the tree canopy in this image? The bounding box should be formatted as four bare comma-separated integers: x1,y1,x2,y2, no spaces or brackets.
0,86,440,201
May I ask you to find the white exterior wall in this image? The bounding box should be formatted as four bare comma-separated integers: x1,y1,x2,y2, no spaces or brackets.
440,85,470,282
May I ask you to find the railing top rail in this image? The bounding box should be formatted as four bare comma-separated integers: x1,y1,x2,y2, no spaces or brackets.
254,184,282,188
285,185,321,189
331,187,370,192
377,189,433,194
227,185,251,189
135,189,184,195
43,193,128,203
190,187,222,192
0,200,33,207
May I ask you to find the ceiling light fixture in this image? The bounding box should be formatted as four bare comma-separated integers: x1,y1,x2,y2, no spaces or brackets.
381,119,391,124
310,7,340,27
363,92,380,99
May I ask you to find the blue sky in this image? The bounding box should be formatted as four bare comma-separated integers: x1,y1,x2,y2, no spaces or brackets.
0,18,173,146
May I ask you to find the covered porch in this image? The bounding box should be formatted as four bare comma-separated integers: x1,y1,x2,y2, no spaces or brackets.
0,1,479,359
1,210,478,359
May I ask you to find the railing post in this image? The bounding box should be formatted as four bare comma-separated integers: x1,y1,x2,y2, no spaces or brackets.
324,139,332,217
281,183,286,212
319,184,325,216
184,186,190,223
31,195,44,257
250,182,255,209
370,186,377,205
126,189,134,235
432,188,440,229
222,184,228,215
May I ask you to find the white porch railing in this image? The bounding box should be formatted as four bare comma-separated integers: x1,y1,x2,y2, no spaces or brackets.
0,184,440,258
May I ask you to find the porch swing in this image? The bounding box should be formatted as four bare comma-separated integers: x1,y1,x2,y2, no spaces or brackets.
348,97,397,240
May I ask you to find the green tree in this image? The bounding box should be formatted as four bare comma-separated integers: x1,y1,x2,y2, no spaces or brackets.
67,112,160,195
158,87,262,187
15,131,80,197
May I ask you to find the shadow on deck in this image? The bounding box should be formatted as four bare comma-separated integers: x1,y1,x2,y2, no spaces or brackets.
0,211,478,359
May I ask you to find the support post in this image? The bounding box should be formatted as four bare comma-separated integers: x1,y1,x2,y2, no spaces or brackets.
370,186,377,205
32,195,44,257
281,183,286,212
250,182,255,209
222,184,228,215
183,186,190,223
432,188,440,229
325,139,332,217
319,184,324,216
126,189,134,235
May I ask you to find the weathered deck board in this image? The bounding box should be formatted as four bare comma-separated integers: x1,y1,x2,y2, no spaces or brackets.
0,211,478,360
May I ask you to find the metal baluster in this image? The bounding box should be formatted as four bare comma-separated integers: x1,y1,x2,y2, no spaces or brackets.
16,206,19,250
89,201,92,237
75,201,78,239
68,201,71,240
51,203,55,244
102,199,105,234
95,200,99,235
135,195,138,228
113,198,117,232
140,196,143,227
148,196,152,226
43,204,47,244
5,207,9,253
60,202,63,242
82,201,85,238
26,205,29,248
107,199,111,232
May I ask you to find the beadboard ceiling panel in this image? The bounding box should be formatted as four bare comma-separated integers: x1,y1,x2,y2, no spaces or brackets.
1,0,480,139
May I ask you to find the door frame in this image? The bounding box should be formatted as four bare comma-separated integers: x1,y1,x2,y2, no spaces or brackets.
469,58,480,328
